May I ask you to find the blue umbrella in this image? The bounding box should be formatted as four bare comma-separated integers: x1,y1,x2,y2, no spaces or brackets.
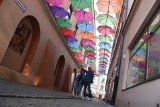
77,22,94,31
65,36,78,42
87,62,96,66
133,48,146,55
68,42,79,48
50,6,68,17
98,42,112,49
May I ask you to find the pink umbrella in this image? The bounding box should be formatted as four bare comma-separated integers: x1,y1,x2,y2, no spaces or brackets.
97,26,114,35
99,53,109,58
72,52,83,57
82,39,96,46
46,0,64,6
74,9,93,22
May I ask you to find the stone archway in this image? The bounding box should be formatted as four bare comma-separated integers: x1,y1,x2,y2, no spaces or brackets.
54,55,65,88
0,16,40,78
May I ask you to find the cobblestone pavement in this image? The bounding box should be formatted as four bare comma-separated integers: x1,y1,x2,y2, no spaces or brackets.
0,79,114,107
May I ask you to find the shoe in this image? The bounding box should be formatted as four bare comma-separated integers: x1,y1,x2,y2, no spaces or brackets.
87,98,92,101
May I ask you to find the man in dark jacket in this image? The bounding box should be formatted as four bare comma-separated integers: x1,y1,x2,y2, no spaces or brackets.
82,67,94,100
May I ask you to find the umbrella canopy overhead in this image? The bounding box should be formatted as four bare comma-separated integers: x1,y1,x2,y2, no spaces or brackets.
88,59,96,63
96,0,121,14
86,56,96,60
96,14,116,26
80,31,95,40
99,42,112,49
70,0,92,9
56,17,72,28
74,9,93,22
82,39,96,46
84,46,96,51
72,52,83,57
46,0,64,6
60,28,75,36
65,36,78,42
50,6,68,17
97,26,114,35
99,35,113,42
85,50,96,56
99,58,109,62
77,22,94,31
70,47,81,52
99,54,109,58
74,56,84,60
68,42,79,48
99,48,111,54
99,62,108,65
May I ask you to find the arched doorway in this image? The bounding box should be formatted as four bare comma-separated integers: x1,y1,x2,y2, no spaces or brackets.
0,16,40,77
0,0,2,5
54,55,65,88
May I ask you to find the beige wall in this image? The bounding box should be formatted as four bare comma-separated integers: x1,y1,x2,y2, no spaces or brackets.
0,0,79,91
116,0,160,107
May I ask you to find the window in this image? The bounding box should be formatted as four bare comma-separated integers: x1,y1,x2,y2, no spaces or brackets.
126,8,160,88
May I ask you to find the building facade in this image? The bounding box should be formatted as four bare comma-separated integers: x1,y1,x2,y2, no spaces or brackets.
0,0,82,92
106,0,160,107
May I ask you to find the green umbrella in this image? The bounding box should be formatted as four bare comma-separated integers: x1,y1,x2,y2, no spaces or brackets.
99,58,109,62
87,59,96,63
70,48,81,52
70,0,92,9
84,46,95,51
56,17,72,28
77,62,85,65
99,35,113,42
96,14,116,26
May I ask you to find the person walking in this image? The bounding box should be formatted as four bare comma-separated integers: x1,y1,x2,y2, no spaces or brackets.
73,68,85,97
82,67,94,101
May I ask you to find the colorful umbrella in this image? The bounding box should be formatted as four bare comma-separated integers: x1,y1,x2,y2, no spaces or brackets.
99,63,107,66
96,14,116,26
56,17,72,28
84,46,96,51
99,35,113,42
74,56,83,60
77,22,94,31
82,39,96,46
99,62,108,65
74,9,93,22
87,62,96,66
72,52,83,57
70,47,81,52
65,36,78,42
99,48,111,54
70,0,92,9
86,56,96,60
99,50,110,54
96,0,121,14
99,42,112,49
46,0,64,6
99,53,110,58
60,28,75,36
88,59,96,63
99,58,109,62
80,31,95,40
50,6,68,17
77,59,85,63
85,50,96,56
68,42,79,48
97,26,114,35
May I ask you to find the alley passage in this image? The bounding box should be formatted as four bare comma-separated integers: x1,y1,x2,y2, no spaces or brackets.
0,79,113,107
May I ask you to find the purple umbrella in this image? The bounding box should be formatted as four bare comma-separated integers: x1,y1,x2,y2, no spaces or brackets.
86,56,96,60
65,36,78,42
82,39,96,46
50,6,68,17
99,53,109,58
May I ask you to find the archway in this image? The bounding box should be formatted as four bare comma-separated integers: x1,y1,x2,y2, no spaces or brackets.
0,0,2,5
0,16,40,77
54,55,65,88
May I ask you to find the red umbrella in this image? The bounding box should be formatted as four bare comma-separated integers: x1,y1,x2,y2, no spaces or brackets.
82,39,96,46
99,62,108,65
60,28,75,36
97,26,114,35
85,50,96,56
